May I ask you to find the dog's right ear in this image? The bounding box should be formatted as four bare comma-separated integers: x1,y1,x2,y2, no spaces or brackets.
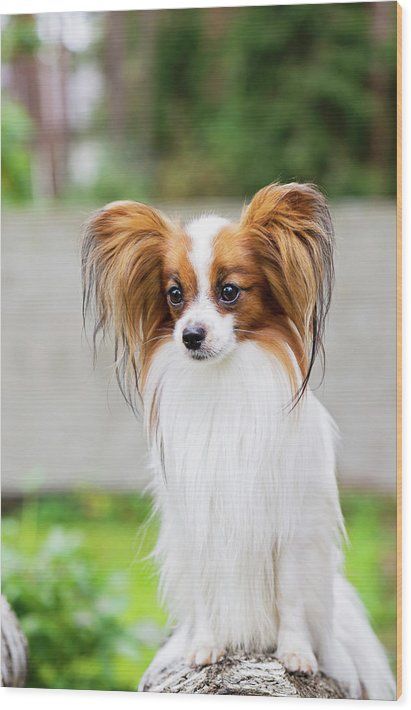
82,200,170,364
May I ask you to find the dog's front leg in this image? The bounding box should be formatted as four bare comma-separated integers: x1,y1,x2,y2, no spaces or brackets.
275,541,319,675
186,590,225,668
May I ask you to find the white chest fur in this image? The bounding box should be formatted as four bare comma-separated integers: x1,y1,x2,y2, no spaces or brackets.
143,341,337,650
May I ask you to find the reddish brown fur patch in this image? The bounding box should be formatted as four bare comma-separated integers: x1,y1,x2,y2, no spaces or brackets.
162,229,198,321
82,201,179,403
210,224,306,392
238,182,334,397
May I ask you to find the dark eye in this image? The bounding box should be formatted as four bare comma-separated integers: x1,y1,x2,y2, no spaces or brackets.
167,285,183,306
220,283,240,304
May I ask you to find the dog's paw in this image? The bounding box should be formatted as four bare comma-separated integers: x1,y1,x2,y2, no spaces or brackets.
277,649,318,675
187,646,225,667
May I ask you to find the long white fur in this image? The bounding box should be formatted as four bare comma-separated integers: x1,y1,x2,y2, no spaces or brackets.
142,216,395,699
186,215,228,294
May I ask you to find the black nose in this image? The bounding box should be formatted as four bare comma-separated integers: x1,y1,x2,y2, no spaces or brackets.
182,326,206,350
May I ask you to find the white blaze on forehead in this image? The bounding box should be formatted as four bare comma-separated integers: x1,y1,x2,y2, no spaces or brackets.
185,215,229,297
174,214,235,356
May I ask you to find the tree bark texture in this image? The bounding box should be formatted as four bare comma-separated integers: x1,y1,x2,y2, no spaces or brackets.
139,640,347,698
1,595,28,688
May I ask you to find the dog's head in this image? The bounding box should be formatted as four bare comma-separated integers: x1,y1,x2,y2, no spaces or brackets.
82,183,334,406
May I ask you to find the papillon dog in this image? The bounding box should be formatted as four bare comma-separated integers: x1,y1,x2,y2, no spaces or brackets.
82,182,395,699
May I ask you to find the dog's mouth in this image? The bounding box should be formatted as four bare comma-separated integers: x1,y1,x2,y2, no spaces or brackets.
187,348,218,361
186,342,235,362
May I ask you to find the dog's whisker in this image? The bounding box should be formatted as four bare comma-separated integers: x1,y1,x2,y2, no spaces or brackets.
143,334,171,345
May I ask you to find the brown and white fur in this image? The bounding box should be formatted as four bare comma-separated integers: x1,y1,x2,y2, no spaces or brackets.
82,183,395,699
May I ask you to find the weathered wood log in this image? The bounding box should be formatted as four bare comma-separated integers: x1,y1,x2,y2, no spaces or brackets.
1,595,28,688
139,638,346,698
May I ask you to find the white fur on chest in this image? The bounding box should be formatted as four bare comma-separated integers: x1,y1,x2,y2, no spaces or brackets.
143,341,337,649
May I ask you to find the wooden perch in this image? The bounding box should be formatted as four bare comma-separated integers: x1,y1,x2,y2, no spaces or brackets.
139,639,346,698
1,595,28,688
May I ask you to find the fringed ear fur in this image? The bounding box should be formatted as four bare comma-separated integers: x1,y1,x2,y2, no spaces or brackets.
81,200,171,409
242,182,335,401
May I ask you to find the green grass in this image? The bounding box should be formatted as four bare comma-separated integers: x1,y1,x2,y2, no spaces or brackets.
2,490,396,690
341,492,397,668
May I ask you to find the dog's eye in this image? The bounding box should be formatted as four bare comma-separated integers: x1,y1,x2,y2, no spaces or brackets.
220,283,240,304
167,286,183,306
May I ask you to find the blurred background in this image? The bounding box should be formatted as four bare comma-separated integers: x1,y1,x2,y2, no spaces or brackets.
2,2,397,692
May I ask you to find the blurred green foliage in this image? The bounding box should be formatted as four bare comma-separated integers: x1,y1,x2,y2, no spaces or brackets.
1,98,33,203
150,4,396,199
1,3,396,205
2,490,396,690
1,13,40,60
342,493,397,665
2,493,166,690
1,14,38,203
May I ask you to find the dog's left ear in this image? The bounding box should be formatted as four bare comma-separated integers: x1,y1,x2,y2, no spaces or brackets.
242,182,334,394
